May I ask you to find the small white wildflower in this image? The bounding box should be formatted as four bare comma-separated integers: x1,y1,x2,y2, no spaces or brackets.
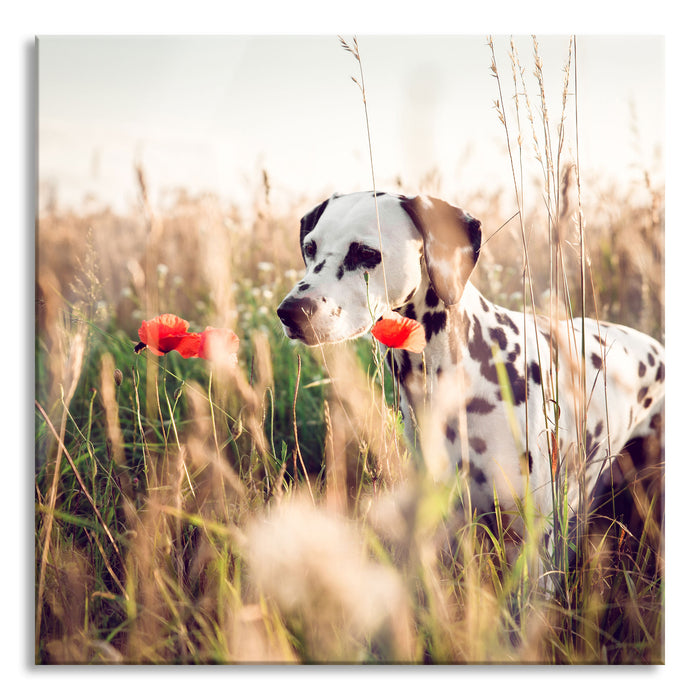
95,301,108,320
156,263,169,277
257,261,274,273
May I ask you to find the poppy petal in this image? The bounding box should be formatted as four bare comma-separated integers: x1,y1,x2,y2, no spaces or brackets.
371,311,426,354
198,327,240,361
173,332,203,358
135,315,240,363
137,314,194,356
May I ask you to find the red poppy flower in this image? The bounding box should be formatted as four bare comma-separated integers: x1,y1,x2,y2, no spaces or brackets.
198,326,240,361
371,311,426,354
135,314,202,358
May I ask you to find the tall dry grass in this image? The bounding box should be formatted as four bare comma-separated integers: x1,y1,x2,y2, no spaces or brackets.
35,36,664,664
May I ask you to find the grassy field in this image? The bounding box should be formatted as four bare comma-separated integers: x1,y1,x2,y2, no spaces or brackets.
34,38,665,664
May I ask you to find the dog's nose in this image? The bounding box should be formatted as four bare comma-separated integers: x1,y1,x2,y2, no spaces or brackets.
277,296,319,334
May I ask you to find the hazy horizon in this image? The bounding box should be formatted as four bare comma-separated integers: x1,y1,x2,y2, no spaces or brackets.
38,35,664,215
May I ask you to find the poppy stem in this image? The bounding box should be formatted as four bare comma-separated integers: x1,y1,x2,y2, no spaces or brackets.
207,369,221,457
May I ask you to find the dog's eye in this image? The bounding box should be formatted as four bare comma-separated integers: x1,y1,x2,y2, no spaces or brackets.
303,240,317,260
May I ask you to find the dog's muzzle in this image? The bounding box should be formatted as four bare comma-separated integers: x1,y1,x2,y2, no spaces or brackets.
276,296,319,341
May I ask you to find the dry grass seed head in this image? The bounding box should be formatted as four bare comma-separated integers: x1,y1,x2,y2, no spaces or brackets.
246,497,413,661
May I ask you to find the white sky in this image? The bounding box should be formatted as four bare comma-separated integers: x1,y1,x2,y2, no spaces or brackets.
38,34,664,214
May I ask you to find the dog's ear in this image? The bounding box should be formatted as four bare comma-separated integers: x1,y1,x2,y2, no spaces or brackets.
299,195,336,248
399,195,481,306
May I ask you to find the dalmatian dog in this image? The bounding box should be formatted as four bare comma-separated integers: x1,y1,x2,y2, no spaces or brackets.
277,191,665,567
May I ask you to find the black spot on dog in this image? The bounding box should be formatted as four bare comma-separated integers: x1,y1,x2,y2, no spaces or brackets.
479,296,490,313
466,217,482,259
595,420,604,437
585,431,599,465
495,311,519,335
480,508,498,535
505,362,527,405
298,282,310,292
472,466,487,485
401,286,418,305
593,334,607,346
467,397,495,415
398,349,413,383
591,353,602,370
468,317,499,384
425,284,440,308
423,310,447,342
342,242,382,272
471,437,487,454
655,362,665,383
643,397,653,409
528,361,541,385
489,326,508,351
637,386,648,404
336,265,344,280
445,424,457,443
647,352,656,367
403,303,417,321
507,344,521,363
528,451,533,473
389,348,414,385
638,361,646,378
313,259,326,274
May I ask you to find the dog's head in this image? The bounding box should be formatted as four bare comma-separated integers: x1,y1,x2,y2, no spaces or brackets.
277,192,481,346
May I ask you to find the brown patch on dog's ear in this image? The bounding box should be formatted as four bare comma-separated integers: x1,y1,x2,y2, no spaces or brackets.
399,195,481,306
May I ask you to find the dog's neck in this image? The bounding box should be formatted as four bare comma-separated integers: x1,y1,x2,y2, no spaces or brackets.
392,274,531,427
391,276,478,403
